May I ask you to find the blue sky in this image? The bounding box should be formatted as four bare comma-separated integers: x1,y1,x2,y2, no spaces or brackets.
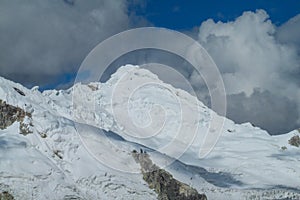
136,0,299,29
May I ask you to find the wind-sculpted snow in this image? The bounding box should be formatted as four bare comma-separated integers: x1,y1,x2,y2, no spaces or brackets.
0,76,157,199
0,65,299,199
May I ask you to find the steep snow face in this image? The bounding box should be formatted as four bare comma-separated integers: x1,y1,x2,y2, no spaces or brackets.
0,65,300,199
0,76,157,199
68,65,300,188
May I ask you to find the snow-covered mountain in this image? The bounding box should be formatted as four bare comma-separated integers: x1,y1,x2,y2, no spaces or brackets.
0,65,299,200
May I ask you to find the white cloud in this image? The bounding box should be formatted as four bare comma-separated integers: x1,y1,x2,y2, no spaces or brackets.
277,14,300,47
198,10,299,95
195,9,300,134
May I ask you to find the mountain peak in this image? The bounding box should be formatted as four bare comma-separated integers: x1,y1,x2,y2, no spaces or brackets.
0,65,300,199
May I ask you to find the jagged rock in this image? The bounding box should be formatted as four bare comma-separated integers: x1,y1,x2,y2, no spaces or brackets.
53,150,63,159
87,84,98,91
13,87,25,96
0,191,14,200
132,151,207,200
0,100,32,135
289,135,300,147
19,118,33,135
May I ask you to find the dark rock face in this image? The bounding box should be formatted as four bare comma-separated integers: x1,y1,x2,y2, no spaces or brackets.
132,151,207,200
13,87,25,96
289,135,300,147
0,191,14,200
0,100,32,135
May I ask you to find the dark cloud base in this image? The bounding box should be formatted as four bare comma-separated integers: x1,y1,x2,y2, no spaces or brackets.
227,90,299,135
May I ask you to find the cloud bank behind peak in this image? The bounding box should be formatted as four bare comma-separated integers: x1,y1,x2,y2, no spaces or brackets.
196,9,300,134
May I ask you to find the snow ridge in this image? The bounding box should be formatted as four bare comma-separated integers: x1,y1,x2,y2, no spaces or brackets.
0,65,299,199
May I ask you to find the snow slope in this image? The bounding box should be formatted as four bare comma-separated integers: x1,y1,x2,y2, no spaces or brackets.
0,64,300,199
0,76,157,199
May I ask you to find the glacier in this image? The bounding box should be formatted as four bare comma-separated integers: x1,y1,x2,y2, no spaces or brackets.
0,64,299,199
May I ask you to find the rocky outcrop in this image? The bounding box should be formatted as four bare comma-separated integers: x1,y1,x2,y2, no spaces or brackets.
132,150,207,200
13,87,25,96
0,191,14,200
289,135,300,147
0,100,32,135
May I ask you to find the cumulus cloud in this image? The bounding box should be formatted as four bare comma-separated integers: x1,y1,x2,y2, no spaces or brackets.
1,3,298,135
0,0,146,88
227,90,299,134
195,9,300,134
277,14,300,47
